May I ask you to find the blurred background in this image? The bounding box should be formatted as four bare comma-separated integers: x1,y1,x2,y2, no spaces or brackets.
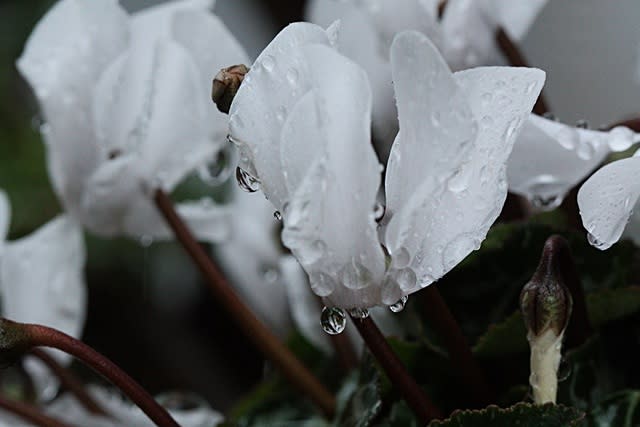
1,0,640,413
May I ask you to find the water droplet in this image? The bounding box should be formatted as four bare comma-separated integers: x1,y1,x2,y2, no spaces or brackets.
260,264,280,284
273,210,282,221
286,68,299,85
340,262,372,290
608,126,635,151
373,202,385,221
575,119,589,129
392,247,411,269
555,127,579,150
390,267,417,292
261,55,275,72
235,167,260,193
587,232,610,250
198,146,235,186
139,235,153,247
447,167,471,193
504,118,520,139
526,81,538,94
348,308,369,319
389,295,408,313
480,92,493,104
531,194,563,211
321,307,346,335
310,272,336,297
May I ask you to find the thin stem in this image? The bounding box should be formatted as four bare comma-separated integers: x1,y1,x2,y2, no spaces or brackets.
546,235,593,349
0,394,75,427
153,189,336,417
28,348,109,416
21,322,179,427
495,28,549,115
350,315,442,424
421,286,495,407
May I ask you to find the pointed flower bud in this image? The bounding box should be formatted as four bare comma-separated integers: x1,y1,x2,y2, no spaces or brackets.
211,64,249,114
520,235,574,404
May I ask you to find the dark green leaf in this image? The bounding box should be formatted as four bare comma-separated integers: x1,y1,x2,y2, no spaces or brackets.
428,403,585,427
588,391,640,427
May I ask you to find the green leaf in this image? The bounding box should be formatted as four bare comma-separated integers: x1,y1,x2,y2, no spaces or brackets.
587,391,640,427
473,287,640,358
334,353,383,427
377,401,419,427
428,403,585,427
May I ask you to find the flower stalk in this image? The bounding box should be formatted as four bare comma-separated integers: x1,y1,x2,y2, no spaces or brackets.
0,394,74,427
520,236,574,404
350,314,442,424
153,189,336,417
421,285,494,406
0,319,180,427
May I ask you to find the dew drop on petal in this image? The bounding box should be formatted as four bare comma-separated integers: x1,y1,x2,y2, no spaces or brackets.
235,166,260,193
391,247,411,269
310,272,336,297
587,232,611,250
139,235,153,248
388,295,408,313
373,202,385,221
340,262,372,290
261,55,275,72
273,210,282,221
321,306,347,335
390,268,417,292
608,126,635,152
260,264,280,284
530,194,563,211
555,127,579,150
286,68,299,86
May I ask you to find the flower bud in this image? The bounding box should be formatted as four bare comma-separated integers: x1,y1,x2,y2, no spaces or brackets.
211,64,249,114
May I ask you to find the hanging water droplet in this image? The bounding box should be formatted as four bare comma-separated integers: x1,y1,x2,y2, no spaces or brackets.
555,127,579,150
373,202,385,221
389,295,408,313
575,119,589,129
321,307,347,335
198,146,236,186
608,126,635,152
530,194,563,211
235,166,260,193
587,232,610,250
348,307,369,319
139,235,153,248
273,210,282,221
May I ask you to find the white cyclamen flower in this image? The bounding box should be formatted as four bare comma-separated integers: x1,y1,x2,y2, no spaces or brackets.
508,114,640,211
228,23,545,309
578,148,640,250
307,0,547,151
0,191,86,399
17,0,248,241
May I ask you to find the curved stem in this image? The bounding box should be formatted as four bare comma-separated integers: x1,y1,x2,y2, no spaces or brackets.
22,323,179,427
28,348,109,416
350,315,442,424
421,286,495,407
0,394,75,427
495,28,549,115
153,189,336,417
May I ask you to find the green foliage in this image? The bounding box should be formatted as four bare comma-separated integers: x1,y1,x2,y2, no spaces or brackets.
588,391,640,427
428,403,585,427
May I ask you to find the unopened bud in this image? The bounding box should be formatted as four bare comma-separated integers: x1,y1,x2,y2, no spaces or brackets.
0,318,30,368
520,236,573,338
211,64,249,114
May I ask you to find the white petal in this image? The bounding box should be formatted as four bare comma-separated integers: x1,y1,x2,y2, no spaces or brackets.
171,8,250,146
507,114,622,210
306,0,401,156
578,157,640,250
92,39,212,192
229,22,333,210
0,191,9,243
131,0,214,45
213,189,292,335
280,256,331,354
384,30,475,284
280,45,385,309
1,216,86,398
441,0,497,70
16,0,129,218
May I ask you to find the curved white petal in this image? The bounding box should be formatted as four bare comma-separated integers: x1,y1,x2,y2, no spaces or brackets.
214,188,292,335
16,0,129,218
507,115,637,210
229,22,333,210
280,45,385,309
171,8,250,146
384,31,475,287
280,256,331,353
1,216,86,399
578,157,640,250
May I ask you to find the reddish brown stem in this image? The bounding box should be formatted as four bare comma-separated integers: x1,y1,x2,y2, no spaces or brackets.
153,189,336,417
21,322,179,427
421,286,495,407
0,394,75,427
350,315,442,424
495,28,549,115
29,348,108,416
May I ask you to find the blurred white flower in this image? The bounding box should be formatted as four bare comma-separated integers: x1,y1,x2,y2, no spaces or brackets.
508,114,640,211
228,23,544,308
17,0,248,242
45,387,223,427
578,148,640,250
306,0,547,151
0,191,86,400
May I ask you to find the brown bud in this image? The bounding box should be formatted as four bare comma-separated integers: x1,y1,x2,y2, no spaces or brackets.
520,236,573,338
211,64,249,114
